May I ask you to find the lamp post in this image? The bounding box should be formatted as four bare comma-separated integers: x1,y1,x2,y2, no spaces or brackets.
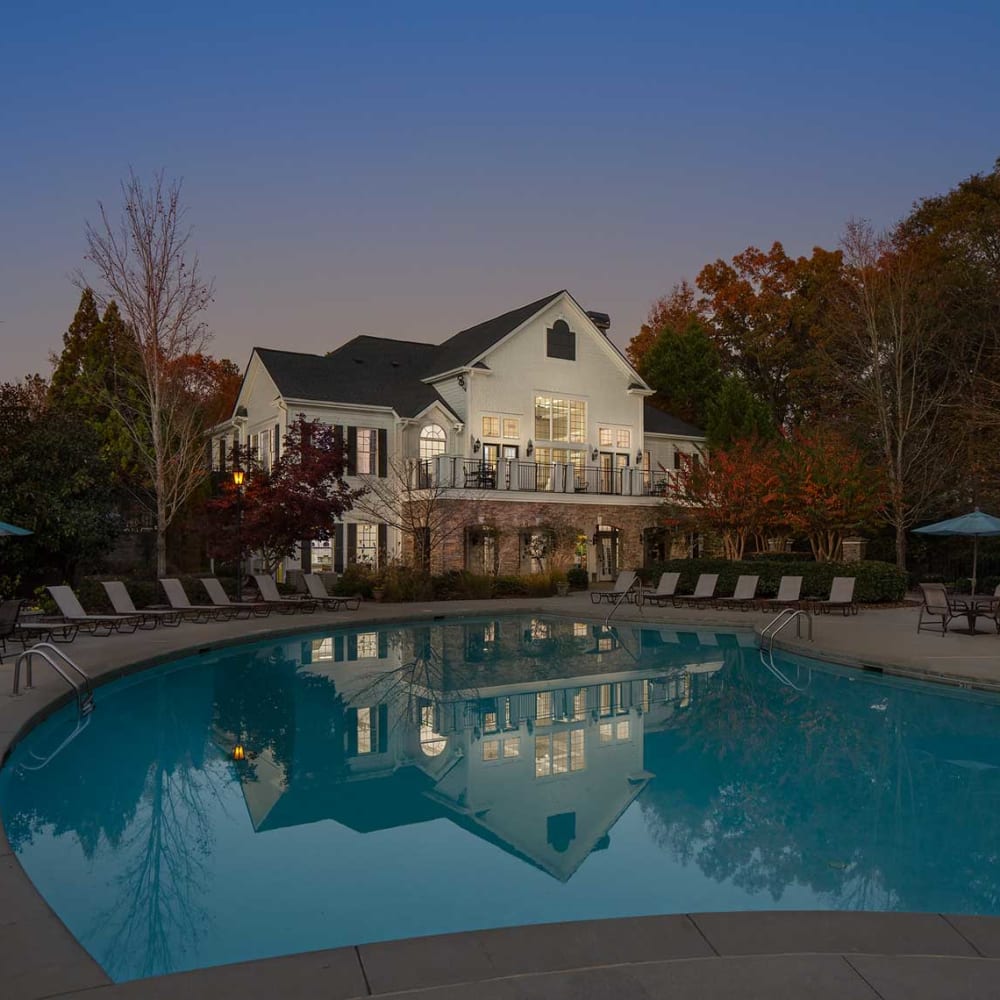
232,464,245,601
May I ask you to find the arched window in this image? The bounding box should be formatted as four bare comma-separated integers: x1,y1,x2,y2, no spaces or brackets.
419,424,446,460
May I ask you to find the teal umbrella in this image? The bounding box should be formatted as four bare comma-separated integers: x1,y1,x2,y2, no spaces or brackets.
913,508,1000,595
0,520,32,536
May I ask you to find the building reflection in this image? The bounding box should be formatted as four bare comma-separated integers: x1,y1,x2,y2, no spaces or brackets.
227,617,739,881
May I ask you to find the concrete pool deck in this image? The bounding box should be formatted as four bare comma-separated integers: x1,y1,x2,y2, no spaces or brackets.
2,594,1000,999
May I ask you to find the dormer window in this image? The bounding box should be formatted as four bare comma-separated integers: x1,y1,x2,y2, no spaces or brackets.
546,320,576,361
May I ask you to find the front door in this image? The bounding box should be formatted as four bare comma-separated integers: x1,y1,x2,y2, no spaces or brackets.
595,525,619,582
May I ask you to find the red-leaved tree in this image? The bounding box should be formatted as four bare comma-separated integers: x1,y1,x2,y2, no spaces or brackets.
666,439,782,560
206,416,365,573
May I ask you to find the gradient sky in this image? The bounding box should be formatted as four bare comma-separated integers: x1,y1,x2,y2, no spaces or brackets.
2,1,998,380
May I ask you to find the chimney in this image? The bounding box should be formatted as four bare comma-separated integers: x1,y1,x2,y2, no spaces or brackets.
586,310,611,335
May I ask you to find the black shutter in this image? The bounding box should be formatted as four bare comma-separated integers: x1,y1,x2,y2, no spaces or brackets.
274,423,280,462
378,630,388,659
348,634,358,661
377,523,387,568
347,426,357,475
377,428,387,477
347,523,357,565
333,523,345,573
300,641,312,666
346,709,358,755
301,541,312,573
377,704,388,753
334,635,345,661
333,425,344,473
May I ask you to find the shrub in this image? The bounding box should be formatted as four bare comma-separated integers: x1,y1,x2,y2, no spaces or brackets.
640,558,906,603
566,565,589,590
334,564,375,599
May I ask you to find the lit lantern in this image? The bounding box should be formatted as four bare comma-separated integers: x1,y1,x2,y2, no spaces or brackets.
232,744,246,761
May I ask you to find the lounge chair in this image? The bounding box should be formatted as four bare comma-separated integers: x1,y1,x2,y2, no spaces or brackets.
714,575,759,611
159,578,236,622
917,582,961,634
303,573,362,610
590,571,638,605
671,574,719,608
102,581,182,628
200,578,273,618
758,576,803,612
47,585,140,635
811,576,858,616
641,572,681,606
0,599,22,656
252,574,318,613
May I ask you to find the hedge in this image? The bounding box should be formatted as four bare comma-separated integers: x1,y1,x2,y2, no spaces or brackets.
639,558,907,604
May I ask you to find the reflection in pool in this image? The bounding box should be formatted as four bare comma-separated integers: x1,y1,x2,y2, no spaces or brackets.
3,615,1000,981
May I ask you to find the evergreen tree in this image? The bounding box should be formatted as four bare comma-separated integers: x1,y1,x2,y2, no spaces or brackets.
705,377,776,449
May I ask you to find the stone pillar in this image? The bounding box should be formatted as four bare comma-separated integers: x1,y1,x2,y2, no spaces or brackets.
841,536,867,562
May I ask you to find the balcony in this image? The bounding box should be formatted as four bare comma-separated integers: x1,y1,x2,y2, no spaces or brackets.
406,457,675,499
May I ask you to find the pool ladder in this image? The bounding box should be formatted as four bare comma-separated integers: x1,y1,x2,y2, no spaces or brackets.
11,643,95,718
604,578,643,628
759,608,813,691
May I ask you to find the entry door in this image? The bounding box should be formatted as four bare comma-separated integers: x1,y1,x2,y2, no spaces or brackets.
595,528,619,581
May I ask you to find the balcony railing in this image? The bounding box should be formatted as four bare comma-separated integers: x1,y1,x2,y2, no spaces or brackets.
407,457,675,498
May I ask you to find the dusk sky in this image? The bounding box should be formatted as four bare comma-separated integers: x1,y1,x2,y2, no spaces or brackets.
2,1,998,379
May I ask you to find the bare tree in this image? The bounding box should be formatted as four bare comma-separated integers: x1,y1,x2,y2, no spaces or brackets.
79,170,214,575
354,456,486,576
831,221,957,569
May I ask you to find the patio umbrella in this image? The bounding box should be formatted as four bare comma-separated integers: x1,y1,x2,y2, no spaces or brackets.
913,508,1000,595
0,520,32,536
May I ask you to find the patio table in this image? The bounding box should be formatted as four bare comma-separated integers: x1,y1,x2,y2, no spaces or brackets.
947,594,999,634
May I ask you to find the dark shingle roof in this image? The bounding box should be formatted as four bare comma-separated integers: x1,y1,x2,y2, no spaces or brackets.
422,290,565,378
255,339,457,420
643,402,704,438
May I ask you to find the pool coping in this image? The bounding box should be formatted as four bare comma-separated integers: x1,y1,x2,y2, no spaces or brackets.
3,595,1000,999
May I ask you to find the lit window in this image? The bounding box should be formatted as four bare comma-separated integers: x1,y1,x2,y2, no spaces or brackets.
420,705,447,756
552,731,569,773
312,638,333,661
534,396,585,442
502,418,519,439
356,632,378,658
530,619,550,640
484,711,498,733
617,429,631,449
483,739,500,761
599,427,613,447
573,622,589,637
598,636,614,652
482,416,500,437
356,523,378,567
356,428,377,474
420,424,446,460
357,707,372,754
599,684,612,716
572,689,587,721
503,737,520,758
600,722,614,743
536,690,553,723
535,735,551,776
617,720,631,741
571,729,585,770
535,728,585,776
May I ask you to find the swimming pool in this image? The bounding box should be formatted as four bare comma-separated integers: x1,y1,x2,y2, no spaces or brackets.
2,614,1000,981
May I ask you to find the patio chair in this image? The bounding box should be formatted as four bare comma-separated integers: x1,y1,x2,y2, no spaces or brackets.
917,582,960,634
758,576,803,612
590,570,638,605
47,585,140,635
811,577,858,616
640,572,681,606
159,578,236,622
102,581,182,628
303,573,362,610
714,575,759,611
0,598,23,656
200,578,273,618
671,574,719,609
251,574,318,613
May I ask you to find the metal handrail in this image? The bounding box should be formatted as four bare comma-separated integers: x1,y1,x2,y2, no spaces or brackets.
758,647,813,691
19,714,92,770
762,609,813,653
605,578,643,627
12,643,95,717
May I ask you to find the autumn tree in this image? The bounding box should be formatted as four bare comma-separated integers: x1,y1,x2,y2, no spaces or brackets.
80,170,215,575
627,280,702,371
666,438,782,560
778,429,884,561
206,416,364,574
696,243,845,426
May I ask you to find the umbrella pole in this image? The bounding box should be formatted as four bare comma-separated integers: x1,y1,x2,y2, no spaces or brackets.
973,536,979,595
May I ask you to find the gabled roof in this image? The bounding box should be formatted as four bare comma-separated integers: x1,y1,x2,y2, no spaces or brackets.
422,290,565,379
254,339,458,420
643,402,704,438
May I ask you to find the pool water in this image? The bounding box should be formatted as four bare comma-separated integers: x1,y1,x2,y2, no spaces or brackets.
3,614,1000,981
